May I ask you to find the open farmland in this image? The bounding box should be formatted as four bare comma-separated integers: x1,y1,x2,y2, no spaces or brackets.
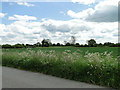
2,47,119,57
2,47,120,89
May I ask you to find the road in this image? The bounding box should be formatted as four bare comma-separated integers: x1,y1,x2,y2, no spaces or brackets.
2,66,113,88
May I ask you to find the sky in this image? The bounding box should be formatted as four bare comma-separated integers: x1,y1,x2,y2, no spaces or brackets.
0,0,119,45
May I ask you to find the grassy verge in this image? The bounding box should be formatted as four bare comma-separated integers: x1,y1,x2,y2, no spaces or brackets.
2,49,120,89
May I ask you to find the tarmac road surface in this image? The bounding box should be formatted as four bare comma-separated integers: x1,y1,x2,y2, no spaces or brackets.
2,66,114,89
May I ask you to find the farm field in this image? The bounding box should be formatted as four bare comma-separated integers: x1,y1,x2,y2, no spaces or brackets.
1,47,120,89
2,47,119,57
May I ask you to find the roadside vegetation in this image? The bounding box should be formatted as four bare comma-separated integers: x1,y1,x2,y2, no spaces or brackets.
2,47,120,89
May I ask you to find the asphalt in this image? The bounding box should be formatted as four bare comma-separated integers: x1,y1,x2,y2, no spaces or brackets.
2,66,114,89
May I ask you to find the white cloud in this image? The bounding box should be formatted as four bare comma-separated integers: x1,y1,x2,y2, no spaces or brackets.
0,0,118,44
0,13,7,18
72,0,96,5
8,15,37,21
17,2,34,7
0,15,118,44
67,8,94,19
86,0,118,22
68,0,118,22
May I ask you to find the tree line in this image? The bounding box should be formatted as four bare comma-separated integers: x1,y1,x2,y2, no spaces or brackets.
1,38,120,48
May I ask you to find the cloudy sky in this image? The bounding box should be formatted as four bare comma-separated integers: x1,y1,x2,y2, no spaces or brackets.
0,0,119,45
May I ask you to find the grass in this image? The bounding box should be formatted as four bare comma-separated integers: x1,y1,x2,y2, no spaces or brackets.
1,47,120,89
2,47,119,57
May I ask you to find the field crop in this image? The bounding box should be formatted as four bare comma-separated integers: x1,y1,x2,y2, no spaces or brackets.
2,47,119,57
1,47,120,89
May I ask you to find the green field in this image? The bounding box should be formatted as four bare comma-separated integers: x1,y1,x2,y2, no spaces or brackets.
2,47,120,89
2,47,119,57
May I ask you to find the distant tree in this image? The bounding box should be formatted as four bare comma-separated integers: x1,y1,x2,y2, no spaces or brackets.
56,43,61,46
64,41,67,45
42,39,48,47
117,43,120,47
13,44,24,48
104,42,114,47
115,43,120,47
2,44,12,48
70,36,76,45
66,42,71,46
26,44,30,47
34,42,41,47
48,41,52,46
97,43,103,47
84,44,88,47
25,44,34,48
109,43,115,47
41,39,51,47
52,43,56,46
61,44,64,46
22,44,26,47
75,43,80,47
87,39,96,47
76,43,80,45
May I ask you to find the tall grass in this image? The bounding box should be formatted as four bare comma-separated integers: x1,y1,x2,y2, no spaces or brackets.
2,49,120,89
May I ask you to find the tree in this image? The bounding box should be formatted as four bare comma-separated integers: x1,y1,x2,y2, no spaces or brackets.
2,44,12,48
25,44,34,48
41,39,51,47
64,41,67,45
75,43,80,47
104,42,113,46
52,43,56,46
97,43,103,47
76,43,80,46
87,39,96,47
13,44,24,48
70,36,76,45
56,43,61,46
34,42,41,47
66,42,71,46
84,44,88,47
